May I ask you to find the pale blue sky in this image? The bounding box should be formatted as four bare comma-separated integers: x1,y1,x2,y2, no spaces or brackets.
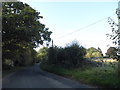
21,0,119,55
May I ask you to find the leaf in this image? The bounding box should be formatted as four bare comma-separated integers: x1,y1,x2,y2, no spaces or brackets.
39,40,43,45
112,35,118,40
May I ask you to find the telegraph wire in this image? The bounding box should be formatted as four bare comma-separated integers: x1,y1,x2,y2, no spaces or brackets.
55,17,108,39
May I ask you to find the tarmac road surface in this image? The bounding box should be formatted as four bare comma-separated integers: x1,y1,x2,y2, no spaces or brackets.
2,63,97,88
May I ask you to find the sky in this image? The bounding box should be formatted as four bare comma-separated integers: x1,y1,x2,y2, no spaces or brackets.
20,0,119,55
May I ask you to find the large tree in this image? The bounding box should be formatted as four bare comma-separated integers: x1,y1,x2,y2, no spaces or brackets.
2,2,52,67
106,47,118,59
85,47,103,58
107,7,120,60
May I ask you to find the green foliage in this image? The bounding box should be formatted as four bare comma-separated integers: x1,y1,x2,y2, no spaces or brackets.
85,47,103,58
47,41,86,68
106,47,118,59
10,47,37,66
64,41,86,68
36,47,48,62
41,62,119,88
2,2,52,68
47,46,59,64
107,9,120,61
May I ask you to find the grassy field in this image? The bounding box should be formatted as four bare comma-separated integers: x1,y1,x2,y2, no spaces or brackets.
40,61,119,88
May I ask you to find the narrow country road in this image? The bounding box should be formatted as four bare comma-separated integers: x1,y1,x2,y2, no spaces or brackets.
2,64,97,88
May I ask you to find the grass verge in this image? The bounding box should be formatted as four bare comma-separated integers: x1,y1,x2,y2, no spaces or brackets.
2,66,26,78
40,63,119,88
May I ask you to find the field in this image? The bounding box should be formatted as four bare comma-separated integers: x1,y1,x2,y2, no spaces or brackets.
92,58,118,63
41,59,119,88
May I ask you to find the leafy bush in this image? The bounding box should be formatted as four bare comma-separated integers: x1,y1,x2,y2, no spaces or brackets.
47,41,86,68
106,47,119,60
47,46,58,64
37,47,48,62
64,41,86,68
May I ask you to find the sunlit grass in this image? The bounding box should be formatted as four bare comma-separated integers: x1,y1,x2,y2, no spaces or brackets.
93,58,118,63
41,62,119,88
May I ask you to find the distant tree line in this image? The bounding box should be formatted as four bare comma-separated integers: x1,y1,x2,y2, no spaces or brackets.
38,41,120,68
38,41,105,68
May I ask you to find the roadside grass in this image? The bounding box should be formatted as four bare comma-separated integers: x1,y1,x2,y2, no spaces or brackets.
2,66,26,78
40,62,119,88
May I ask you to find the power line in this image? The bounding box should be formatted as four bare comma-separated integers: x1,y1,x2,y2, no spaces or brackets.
56,17,108,39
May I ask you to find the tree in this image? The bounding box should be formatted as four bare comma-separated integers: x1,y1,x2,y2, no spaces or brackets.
64,41,86,68
47,41,86,68
107,4,120,78
37,47,48,62
85,47,103,58
106,47,118,59
2,2,52,67
107,7,120,60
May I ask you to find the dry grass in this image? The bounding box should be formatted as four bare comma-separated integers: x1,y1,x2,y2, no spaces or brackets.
93,58,118,63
